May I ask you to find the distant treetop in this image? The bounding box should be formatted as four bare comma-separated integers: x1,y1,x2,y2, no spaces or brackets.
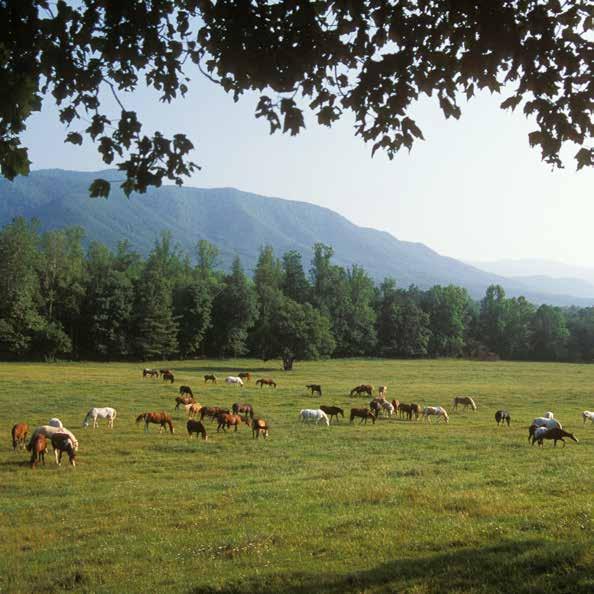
2,0,592,196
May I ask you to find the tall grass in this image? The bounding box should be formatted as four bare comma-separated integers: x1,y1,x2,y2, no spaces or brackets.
1,359,592,593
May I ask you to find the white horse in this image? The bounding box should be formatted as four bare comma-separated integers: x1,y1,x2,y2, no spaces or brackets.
83,407,117,428
423,406,449,423
299,409,330,426
380,400,394,417
29,425,79,463
225,376,244,387
582,411,594,424
48,418,63,428
543,411,554,419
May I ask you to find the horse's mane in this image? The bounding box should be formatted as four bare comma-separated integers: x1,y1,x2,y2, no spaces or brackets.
135,413,146,423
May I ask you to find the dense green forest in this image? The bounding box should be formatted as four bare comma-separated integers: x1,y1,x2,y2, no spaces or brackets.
1,218,592,367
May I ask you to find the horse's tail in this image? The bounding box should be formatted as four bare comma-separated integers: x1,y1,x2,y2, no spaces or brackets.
167,419,174,434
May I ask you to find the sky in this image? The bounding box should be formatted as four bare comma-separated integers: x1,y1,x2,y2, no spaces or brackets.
20,72,594,269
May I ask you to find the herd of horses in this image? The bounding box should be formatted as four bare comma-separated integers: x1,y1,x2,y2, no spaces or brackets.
11,370,593,470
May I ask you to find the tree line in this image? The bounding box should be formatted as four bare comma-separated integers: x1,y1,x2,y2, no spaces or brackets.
1,218,592,367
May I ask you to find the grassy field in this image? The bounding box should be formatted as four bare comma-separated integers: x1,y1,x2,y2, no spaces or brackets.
0,358,593,594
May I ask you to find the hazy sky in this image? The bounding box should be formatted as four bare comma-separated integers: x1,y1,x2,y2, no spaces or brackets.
21,74,594,267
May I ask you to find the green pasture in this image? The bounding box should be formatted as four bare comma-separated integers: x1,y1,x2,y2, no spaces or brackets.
0,359,593,593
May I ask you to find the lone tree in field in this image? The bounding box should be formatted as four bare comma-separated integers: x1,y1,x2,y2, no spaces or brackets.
2,1,592,196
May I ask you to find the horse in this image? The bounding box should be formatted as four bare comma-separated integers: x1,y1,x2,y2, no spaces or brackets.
543,411,554,419
391,399,400,415
495,410,511,426
143,368,159,379
29,426,79,451
179,385,193,397
83,407,116,428
528,418,562,442
162,371,175,383
532,427,578,447
252,418,269,439
51,433,77,466
306,384,322,396
256,378,277,388
187,419,208,440
380,400,394,417
204,374,217,383
238,372,252,382
232,403,254,419
175,395,195,409
184,402,203,418
200,406,230,422
452,396,477,411
48,418,63,428
378,386,387,398
369,399,383,417
350,408,376,424
216,413,245,432
423,406,449,423
136,412,174,434
350,384,373,397
410,403,421,420
582,411,594,424
29,433,47,469
398,403,413,420
319,405,344,423
11,422,28,451
225,376,244,387
299,409,330,426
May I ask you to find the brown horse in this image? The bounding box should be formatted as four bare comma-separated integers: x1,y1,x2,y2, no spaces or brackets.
29,433,47,468
350,384,373,397
51,433,77,466
143,368,159,378
204,374,217,383
175,395,195,409
238,372,252,382
319,405,344,423
256,378,277,388
350,408,376,424
179,385,193,397
232,403,254,419
216,413,245,432
398,403,412,420
410,403,421,420
187,419,208,440
136,412,174,434
200,406,230,422
252,418,269,439
391,399,400,415
306,384,322,396
533,427,579,447
162,371,175,383
11,422,28,451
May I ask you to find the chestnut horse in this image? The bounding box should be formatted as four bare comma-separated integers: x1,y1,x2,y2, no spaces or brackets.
162,371,175,383
232,403,254,419
187,419,208,440
200,406,230,422
136,412,174,434
216,413,245,432
29,433,47,468
11,422,28,451
204,374,217,383
350,408,376,424
238,372,252,382
252,418,269,439
175,395,195,409
350,384,373,397
256,378,277,388
319,405,344,423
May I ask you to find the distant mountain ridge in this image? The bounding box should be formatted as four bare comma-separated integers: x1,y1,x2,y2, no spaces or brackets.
1,168,592,307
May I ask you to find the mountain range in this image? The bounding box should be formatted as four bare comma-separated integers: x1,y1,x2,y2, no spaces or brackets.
0,168,592,307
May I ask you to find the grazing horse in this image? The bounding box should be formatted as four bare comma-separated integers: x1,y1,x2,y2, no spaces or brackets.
391,400,400,415
238,372,252,382
83,407,116,428
370,399,383,417
162,371,175,383
51,434,77,466
582,411,594,424
350,384,373,397
452,396,477,412
232,403,254,419
252,418,269,439
216,413,245,432
29,433,47,469
256,378,277,388
528,418,562,442
410,403,421,421
30,426,79,451
48,418,63,428
532,427,578,447
200,406,230,422
175,395,195,409
350,408,376,424
179,385,193,397
378,386,387,398
299,409,330,426
136,412,174,434
225,376,244,387
204,374,217,383
306,384,322,396
398,403,413,420
11,422,28,451
143,368,159,378
184,402,203,418
187,419,208,440
495,410,511,426
320,405,344,423
423,406,449,423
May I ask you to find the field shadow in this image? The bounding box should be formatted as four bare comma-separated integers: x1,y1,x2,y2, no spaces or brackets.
187,540,592,594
